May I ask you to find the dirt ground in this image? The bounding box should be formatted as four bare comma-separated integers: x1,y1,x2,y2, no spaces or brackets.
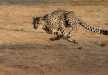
0,5,108,75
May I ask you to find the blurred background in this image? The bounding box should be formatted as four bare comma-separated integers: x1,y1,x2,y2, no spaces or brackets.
0,0,106,5
0,0,108,75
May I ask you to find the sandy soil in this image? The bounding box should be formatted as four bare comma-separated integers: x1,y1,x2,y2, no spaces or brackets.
0,5,108,75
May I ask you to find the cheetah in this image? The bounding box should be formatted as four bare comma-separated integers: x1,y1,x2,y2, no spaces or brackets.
32,9,108,43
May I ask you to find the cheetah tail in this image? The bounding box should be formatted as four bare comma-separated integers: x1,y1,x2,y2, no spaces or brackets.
79,21,108,35
100,29,108,35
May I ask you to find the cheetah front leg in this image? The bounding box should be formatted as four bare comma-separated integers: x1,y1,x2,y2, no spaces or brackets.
49,30,63,41
63,29,83,49
63,32,82,49
49,35,62,41
63,32,78,44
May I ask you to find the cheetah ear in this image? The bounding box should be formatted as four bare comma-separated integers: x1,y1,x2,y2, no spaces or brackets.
32,16,40,22
32,16,36,24
32,16,36,19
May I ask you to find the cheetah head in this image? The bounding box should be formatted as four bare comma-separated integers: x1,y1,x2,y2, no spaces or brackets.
32,16,40,30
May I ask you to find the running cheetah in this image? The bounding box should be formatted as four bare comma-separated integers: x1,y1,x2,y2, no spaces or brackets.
32,9,108,43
